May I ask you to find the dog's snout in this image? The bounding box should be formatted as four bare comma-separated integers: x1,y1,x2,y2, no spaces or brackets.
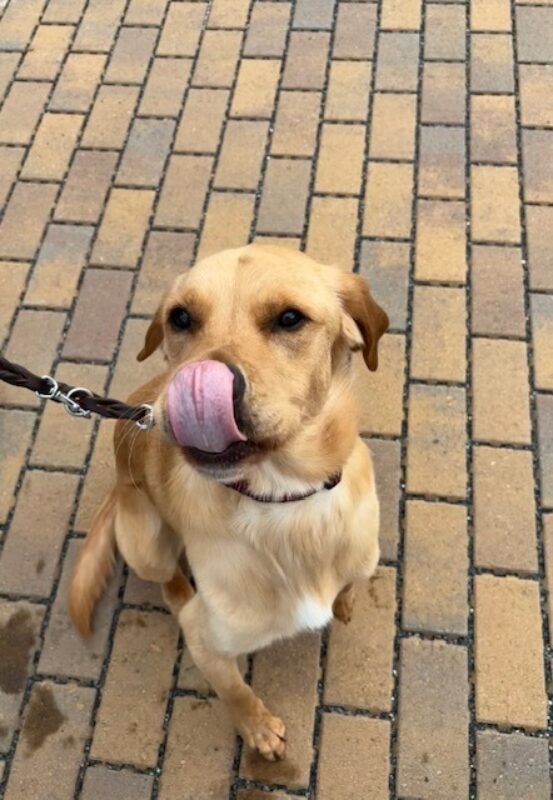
227,364,246,428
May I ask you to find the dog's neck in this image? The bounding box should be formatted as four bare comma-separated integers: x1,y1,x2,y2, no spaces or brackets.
225,471,342,503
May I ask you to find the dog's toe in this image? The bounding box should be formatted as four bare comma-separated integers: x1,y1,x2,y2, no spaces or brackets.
237,702,287,761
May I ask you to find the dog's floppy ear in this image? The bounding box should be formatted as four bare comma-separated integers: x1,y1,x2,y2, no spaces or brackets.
339,273,389,371
137,305,164,362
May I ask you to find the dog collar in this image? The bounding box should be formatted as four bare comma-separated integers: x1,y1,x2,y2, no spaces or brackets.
226,472,342,504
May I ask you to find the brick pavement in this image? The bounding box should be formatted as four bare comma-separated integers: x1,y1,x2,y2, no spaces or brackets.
0,0,552,798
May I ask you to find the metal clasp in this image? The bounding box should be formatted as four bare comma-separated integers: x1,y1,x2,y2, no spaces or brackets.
135,404,155,431
36,376,92,419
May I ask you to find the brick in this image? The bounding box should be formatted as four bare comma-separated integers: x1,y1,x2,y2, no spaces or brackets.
0,409,34,524
231,59,280,117
125,0,169,25
21,113,83,180
0,82,50,145
254,235,300,250
520,65,553,127
215,120,268,189
50,53,106,112
272,91,320,156
159,697,235,800
192,30,242,88
245,2,290,56
471,166,520,243
105,27,156,84
124,572,164,608
333,3,376,58
523,130,553,203
139,58,191,117
117,119,175,188
81,85,139,149
316,123,365,194
0,0,46,49
370,93,416,160
381,0,421,31
537,395,553,507
0,261,28,344
407,384,467,498
532,294,553,390
376,32,419,91
25,223,92,308
0,471,78,597
306,196,358,271
64,269,132,361
516,6,553,62
472,338,531,444
4,682,94,800
425,4,465,59
240,633,320,788
157,1,206,56
397,638,469,799
411,285,466,382
527,206,553,291
475,575,547,729
0,309,64,408
209,0,251,28
422,62,465,124
0,146,24,211
75,421,115,533
198,192,255,260
359,240,409,331
474,446,537,573
73,0,126,52
32,362,106,469
257,158,311,234
0,53,20,103
325,61,371,121
175,88,228,153
472,35,514,93
471,95,517,164
471,245,525,336
363,162,414,238
92,189,154,268
0,601,44,752
43,0,86,23
18,24,73,80
354,335,405,436
91,610,179,767
365,439,401,560
82,766,154,800
55,150,117,223
472,0,510,31
415,200,466,282
156,155,213,229
419,126,465,199
325,567,395,710
293,0,334,29
282,31,330,89
133,231,195,315
109,316,165,400
39,539,121,679
546,515,553,640
477,731,551,800
317,715,390,800
237,792,294,800
403,501,468,635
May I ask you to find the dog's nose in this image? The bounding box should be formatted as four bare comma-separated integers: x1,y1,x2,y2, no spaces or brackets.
227,364,246,426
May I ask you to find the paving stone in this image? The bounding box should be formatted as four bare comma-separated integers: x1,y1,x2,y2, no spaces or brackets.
531,293,553,390
117,118,175,188
0,0,46,50
142,64,192,119
422,62,465,124
0,182,57,261
157,154,213,229
397,638,469,800
0,261,28,344
209,0,251,28
471,94,517,165
50,53,107,113
92,188,155,268
537,394,553,508
21,112,83,181
282,31,330,89
81,85,139,149
411,285,466,383
472,0,511,31
157,1,206,56
425,4,466,59
215,120,268,190
0,53,20,105
132,230,195,315
18,24,73,81
334,3,376,58
365,438,401,561
406,384,467,499
237,791,294,800
192,30,242,88
381,0,421,31
125,0,169,25
545,514,553,641
73,0,125,52
257,158,311,235
272,90,321,155
105,27,156,85
81,765,154,800
476,731,551,800
526,205,553,291
175,88,229,153
471,166,521,243
306,196,358,271
231,59,280,118
0,409,34,525
245,2,291,56
370,93,417,160
0,470,78,597
415,199,467,283
109,317,165,401
523,130,553,204
293,0,335,29
403,501,468,635
325,567,396,710
472,34,514,93
363,162,414,239
520,64,553,127
375,32,419,91
55,150,118,224
325,60,371,121
43,0,86,23
472,338,531,445
317,715,390,800
240,632,320,789
316,123,365,194
475,575,547,729
91,610,179,767
474,446,537,573
419,125,466,199
359,240,409,331
353,335,406,437
197,192,255,260
471,245,525,337
516,5,553,62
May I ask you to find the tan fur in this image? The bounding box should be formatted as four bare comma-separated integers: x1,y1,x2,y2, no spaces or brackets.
69,245,388,760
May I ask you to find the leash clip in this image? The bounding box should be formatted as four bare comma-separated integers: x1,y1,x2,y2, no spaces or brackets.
36,376,92,419
136,404,155,431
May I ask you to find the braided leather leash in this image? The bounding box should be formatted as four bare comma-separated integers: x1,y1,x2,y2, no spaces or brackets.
0,355,155,430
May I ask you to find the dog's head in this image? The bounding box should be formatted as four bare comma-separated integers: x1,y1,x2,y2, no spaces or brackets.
139,246,388,483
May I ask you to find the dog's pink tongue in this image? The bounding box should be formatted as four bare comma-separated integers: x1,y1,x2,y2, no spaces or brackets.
167,360,246,453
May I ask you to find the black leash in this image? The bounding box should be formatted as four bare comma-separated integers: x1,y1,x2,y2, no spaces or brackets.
0,355,155,430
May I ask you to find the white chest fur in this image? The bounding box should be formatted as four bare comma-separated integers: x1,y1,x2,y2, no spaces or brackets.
294,595,334,631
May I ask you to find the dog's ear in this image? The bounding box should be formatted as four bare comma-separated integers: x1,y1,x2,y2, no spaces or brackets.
339,273,389,371
137,305,164,362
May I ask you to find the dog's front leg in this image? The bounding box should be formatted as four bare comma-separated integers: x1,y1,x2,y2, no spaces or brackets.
179,596,286,761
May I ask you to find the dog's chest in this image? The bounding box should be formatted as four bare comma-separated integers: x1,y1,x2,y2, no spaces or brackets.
294,595,334,631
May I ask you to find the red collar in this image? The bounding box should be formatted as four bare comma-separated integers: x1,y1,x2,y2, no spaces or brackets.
226,472,342,503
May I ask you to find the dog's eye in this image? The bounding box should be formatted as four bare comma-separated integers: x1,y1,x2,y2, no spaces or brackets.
275,308,306,331
169,306,193,331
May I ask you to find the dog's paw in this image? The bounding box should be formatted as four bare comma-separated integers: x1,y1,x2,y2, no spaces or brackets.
236,699,287,761
332,590,355,625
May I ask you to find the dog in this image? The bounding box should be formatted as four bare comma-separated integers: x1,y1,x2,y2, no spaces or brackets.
69,244,388,761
